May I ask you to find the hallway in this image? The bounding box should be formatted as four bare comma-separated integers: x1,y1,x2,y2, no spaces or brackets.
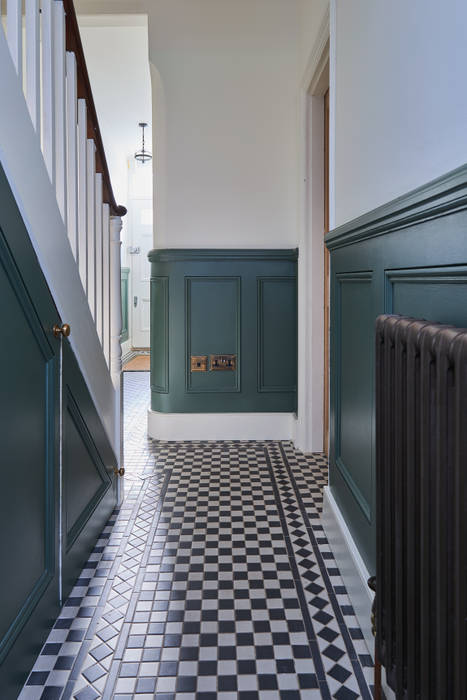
19,373,373,700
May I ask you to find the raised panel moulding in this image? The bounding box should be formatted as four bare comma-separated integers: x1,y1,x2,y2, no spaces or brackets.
334,271,373,523
64,387,111,551
185,276,241,394
148,248,298,263
257,277,297,393
384,265,467,315
150,276,169,393
325,162,467,251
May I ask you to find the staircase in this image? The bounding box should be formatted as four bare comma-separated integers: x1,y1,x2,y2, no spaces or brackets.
0,0,125,451
0,2,127,696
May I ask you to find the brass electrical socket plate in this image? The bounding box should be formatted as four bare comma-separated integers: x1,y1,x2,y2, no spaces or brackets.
190,355,208,372
210,354,236,371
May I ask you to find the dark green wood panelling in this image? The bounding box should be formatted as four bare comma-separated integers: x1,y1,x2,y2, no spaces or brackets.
186,277,240,393
149,249,297,413
326,163,467,573
150,276,169,393
0,227,57,667
257,277,297,393
334,272,374,522
121,267,129,343
386,266,467,326
0,165,60,699
0,164,117,698
62,341,117,601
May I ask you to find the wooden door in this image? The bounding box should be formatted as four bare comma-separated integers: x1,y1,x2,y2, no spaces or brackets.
323,89,330,454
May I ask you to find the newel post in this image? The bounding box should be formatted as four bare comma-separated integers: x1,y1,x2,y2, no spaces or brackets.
110,215,123,387
110,214,123,501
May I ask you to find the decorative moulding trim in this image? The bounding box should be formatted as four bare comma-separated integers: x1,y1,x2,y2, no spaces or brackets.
149,248,299,264
185,276,241,394
65,387,112,551
301,5,330,95
150,276,169,394
257,276,297,393
325,162,467,251
147,410,294,442
384,265,467,314
334,271,373,523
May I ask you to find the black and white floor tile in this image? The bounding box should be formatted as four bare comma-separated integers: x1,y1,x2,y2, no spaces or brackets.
19,372,374,699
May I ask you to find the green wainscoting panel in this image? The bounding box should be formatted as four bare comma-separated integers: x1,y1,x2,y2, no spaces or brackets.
334,272,374,523
257,277,297,393
150,276,169,393
121,267,130,343
326,163,467,573
386,266,467,326
62,341,117,601
149,249,297,413
186,277,240,393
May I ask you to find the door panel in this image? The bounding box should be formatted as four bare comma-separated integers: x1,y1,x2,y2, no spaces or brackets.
0,164,118,698
0,168,60,698
62,341,117,600
0,227,58,665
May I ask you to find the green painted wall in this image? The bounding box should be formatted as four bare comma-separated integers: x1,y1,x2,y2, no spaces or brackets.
0,166,117,698
149,249,297,413
121,267,130,343
325,164,467,573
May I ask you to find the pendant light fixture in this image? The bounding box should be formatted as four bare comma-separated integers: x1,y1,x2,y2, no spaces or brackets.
134,122,152,164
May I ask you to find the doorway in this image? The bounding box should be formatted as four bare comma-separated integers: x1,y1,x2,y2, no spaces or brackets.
127,158,153,351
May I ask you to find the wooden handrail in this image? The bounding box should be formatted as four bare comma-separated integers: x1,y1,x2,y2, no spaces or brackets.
62,0,127,217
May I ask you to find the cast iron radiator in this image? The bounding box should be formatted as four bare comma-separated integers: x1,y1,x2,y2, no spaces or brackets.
375,315,467,700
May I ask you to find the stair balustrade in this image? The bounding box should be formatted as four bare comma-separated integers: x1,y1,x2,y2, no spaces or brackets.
1,0,126,386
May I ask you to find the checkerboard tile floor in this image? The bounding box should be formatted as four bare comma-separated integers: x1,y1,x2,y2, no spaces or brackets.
19,372,374,699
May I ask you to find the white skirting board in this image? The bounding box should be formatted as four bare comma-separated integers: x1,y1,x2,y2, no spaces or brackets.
322,486,395,699
147,411,295,442
322,486,374,655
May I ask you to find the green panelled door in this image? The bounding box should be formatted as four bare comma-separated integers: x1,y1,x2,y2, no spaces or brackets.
0,165,118,698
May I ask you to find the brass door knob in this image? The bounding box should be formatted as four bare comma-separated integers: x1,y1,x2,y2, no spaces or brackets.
113,467,125,477
53,323,71,338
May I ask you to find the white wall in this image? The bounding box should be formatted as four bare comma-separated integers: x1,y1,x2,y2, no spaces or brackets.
148,0,301,249
78,17,152,270
334,0,467,227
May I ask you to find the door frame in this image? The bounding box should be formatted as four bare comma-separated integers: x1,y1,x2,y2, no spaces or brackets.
295,7,330,454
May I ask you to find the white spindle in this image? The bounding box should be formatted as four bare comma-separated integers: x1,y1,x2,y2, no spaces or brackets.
77,98,87,290
66,52,78,258
41,0,55,184
25,0,40,131
53,0,66,224
86,139,96,319
95,173,103,344
6,0,22,77
102,203,110,367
